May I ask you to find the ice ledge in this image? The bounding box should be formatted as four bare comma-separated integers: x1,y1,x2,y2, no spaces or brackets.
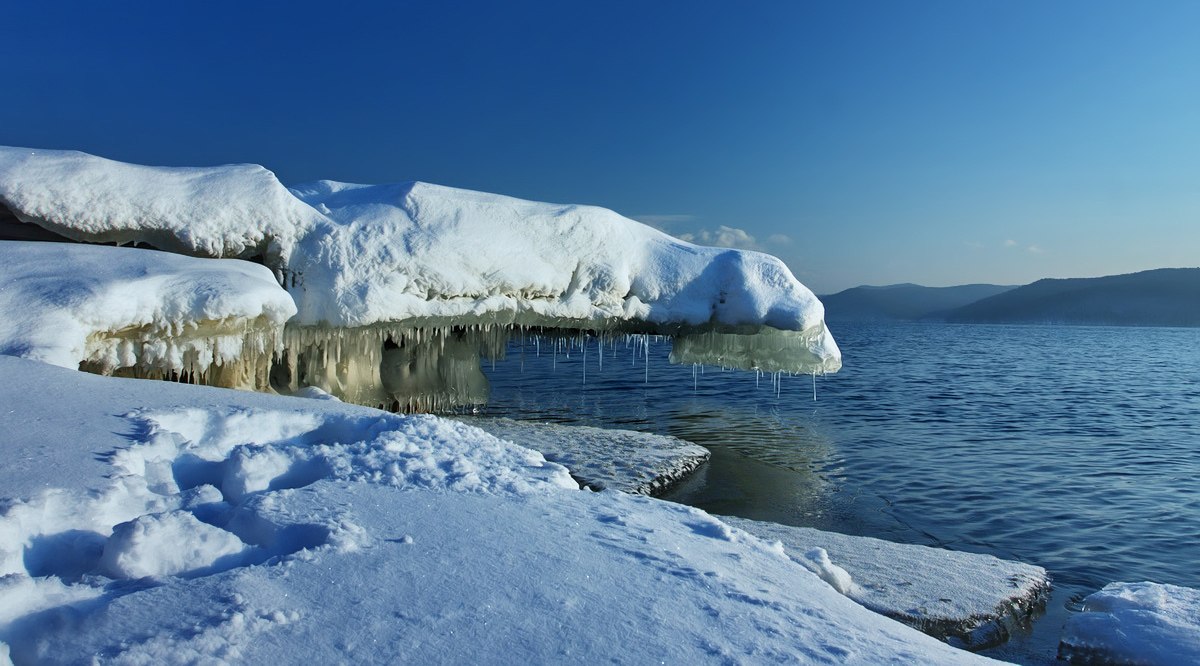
453,417,710,496
1058,581,1200,665
722,516,1051,650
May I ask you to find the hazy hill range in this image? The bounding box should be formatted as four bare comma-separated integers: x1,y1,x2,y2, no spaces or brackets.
820,283,1016,322
939,268,1200,326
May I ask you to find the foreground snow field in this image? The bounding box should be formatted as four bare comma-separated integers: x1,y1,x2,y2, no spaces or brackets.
0,357,995,664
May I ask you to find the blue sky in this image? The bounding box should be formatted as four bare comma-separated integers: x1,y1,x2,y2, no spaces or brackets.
3,1,1197,293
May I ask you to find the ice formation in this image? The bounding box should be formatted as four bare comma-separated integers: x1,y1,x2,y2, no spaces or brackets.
1058,581,1200,664
0,146,840,409
723,516,1051,650
0,357,995,664
0,241,295,389
454,416,711,495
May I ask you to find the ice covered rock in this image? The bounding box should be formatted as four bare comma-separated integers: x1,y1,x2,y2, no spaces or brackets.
453,416,710,495
723,516,1051,649
0,241,295,387
1058,581,1200,665
0,146,840,379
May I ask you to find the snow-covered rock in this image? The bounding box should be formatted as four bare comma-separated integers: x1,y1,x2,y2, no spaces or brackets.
723,516,1050,649
0,146,840,377
453,416,710,495
0,241,295,386
1058,581,1200,665
0,357,993,664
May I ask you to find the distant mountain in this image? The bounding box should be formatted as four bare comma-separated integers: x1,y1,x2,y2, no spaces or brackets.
820,283,1016,322
939,268,1200,327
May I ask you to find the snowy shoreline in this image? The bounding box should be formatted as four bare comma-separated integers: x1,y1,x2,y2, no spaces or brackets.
2,145,1195,664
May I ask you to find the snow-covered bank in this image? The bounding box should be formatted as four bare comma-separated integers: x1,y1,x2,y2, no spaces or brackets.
0,242,295,388
0,147,839,394
0,357,995,664
453,416,710,495
722,517,1050,649
1058,582,1200,665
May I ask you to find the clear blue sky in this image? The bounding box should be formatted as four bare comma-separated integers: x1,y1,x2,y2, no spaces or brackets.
3,1,1197,293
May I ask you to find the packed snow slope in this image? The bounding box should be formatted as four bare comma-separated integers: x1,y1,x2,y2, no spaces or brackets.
0,356,988,664
0,241,295,385
0,146,839,374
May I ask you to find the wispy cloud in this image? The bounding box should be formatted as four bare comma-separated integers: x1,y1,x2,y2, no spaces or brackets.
1027,244,1044,254
677,225,768,251
1004,239,1019,248
767,233,793,246
964,241,984,249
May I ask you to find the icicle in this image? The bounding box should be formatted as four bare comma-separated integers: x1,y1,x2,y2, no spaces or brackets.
644,333,650,384
812,371,817,401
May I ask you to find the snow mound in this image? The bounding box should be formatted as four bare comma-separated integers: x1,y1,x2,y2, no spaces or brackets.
802,546,855,595
0,241,296,385
723,516,1050,650
1059,581,1200,665
100,510,249,579
453,416,710,495
0,146,324,262
0,146,840,377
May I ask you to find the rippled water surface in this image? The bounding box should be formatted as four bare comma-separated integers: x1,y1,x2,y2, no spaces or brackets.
474,323,1200,664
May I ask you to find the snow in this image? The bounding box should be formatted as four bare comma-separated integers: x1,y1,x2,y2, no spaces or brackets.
0,357,995,664
0,146,840,376
0,146,323,262
0,241,295,385
722,516,1050,650
453,416,710,495
1058,581,1200,665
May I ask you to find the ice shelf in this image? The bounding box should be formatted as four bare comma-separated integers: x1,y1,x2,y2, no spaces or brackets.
1058,581,1200,665
453,417,711,495
722,516,1051,650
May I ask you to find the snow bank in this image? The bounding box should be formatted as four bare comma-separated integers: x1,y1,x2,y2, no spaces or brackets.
723,516,1050,650
0,357,991,664
0,146,840,378
0,241,295,387
1058,581,1200,665
0,146,323,262
453,416,710,495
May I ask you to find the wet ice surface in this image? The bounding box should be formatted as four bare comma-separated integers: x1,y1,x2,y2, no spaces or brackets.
453,416,710,495
722,516,1050,650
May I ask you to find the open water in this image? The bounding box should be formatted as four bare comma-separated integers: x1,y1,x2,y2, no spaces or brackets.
474,322,1200,664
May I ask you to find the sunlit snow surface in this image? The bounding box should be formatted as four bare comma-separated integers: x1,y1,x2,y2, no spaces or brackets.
0,146,839,403
0,357,992,665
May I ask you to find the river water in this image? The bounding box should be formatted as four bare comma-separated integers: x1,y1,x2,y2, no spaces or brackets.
471,322,1200,664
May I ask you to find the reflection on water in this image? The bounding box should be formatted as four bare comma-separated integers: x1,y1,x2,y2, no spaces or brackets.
475,323,1200,665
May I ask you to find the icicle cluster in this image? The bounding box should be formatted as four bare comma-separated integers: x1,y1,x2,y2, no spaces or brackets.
79,316,284,391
